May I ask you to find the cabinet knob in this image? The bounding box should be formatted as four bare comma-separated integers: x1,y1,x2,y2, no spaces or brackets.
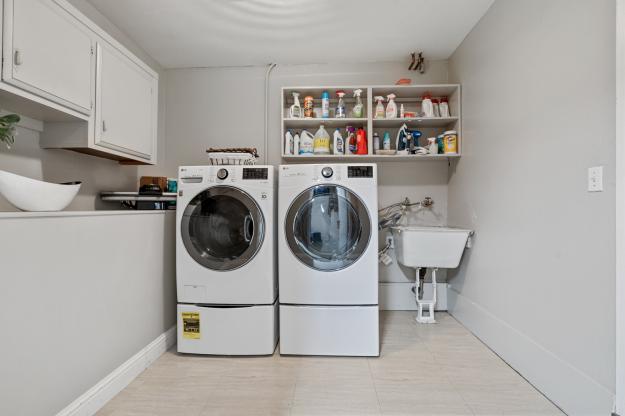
14,49,22,66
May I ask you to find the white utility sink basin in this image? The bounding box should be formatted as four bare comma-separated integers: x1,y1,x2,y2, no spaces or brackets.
391,226,473,269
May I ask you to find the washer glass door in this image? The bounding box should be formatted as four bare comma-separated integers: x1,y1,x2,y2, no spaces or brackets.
181,186,264,271
286,185,371,271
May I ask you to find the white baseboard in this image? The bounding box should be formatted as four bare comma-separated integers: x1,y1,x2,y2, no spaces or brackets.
56,325,177,416
379,282,447,311
447,288,614,415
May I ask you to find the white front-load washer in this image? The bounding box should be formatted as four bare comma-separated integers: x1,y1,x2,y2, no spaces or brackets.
176,165,277,355
278,163,379,356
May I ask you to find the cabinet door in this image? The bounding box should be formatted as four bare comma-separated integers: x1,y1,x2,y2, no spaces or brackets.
2,0,93,114
94,41,156,162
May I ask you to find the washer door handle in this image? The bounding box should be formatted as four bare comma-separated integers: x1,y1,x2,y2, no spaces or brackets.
243,214,253,242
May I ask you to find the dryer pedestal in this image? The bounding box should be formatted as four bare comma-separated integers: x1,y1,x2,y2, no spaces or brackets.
279,304,379,357
177,301,278,355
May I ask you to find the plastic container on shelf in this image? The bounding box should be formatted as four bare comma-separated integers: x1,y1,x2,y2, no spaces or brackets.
313,125,331,154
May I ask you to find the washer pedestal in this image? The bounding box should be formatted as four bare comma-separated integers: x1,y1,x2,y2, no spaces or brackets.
177,301,278,355
279,305,379,357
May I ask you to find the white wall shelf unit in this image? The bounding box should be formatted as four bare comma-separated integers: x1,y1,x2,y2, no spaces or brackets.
281,84,461,162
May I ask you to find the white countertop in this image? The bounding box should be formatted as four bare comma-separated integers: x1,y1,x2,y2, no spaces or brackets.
0,210,174,219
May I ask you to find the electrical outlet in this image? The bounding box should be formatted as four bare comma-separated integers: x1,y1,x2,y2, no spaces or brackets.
588,166,604,192
386,236,394,249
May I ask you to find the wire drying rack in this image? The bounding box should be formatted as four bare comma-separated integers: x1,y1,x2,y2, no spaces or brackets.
206,148,259,165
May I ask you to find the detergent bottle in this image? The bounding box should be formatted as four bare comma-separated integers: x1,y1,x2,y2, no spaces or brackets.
374,96,385,119
333,129,345,155
313,125,331,154
299,130,314,155
284,130,294,155
395,124,409,155
383,131,391,150
346,126,357,154
356,128,368,155
293,132,300,155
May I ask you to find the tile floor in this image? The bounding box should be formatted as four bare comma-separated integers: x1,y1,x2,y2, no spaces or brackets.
97,312,564,416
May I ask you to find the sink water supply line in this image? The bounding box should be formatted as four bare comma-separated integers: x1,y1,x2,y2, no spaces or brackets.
377,196,434,265
378,196,434,231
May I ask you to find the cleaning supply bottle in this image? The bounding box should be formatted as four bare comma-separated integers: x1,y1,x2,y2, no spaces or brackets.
443,130,458,154
432,99,440,117
395,124,409,155
439,97,450,117
374,96,385,119
335,90,346,118
383,131,391,150
321,91,330,118
436,134,444,154
333,128,344,155
428,137,438,154
346,126,357,154
400,104,405,118
313,125,331,154
386,94,397,119
289,92,302,118
293,132,301,155
356,128,368,154
422,93,434,117
352,89,364,118
373,132,380,152
284,130,294,155
410,130,422,154
299,129,314,155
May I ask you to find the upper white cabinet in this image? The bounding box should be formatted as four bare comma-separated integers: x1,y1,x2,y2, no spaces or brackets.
2,0,93,115
94,41,157,163
0,0,159,164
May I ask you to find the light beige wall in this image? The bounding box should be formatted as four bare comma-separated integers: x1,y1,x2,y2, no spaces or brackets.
447,0,615,414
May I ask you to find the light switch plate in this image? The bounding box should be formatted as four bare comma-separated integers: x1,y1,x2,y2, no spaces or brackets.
588,166,604,192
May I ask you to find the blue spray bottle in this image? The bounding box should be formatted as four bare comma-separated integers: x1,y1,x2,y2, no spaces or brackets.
409,130,422,154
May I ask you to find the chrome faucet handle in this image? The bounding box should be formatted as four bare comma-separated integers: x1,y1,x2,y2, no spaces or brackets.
422,197,434,207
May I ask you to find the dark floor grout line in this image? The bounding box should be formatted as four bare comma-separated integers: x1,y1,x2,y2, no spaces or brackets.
366,358,384,415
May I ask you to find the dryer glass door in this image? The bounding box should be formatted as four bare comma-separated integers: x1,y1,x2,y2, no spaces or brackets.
286,185,371,271
181,186,265,271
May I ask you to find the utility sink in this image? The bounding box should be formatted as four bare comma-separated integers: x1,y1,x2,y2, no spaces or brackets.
391,226,473,269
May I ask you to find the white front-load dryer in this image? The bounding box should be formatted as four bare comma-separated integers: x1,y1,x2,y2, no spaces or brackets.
176,165,277,355
278,164,379,357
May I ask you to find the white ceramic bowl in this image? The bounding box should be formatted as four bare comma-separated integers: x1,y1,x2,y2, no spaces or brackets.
0,170,81,211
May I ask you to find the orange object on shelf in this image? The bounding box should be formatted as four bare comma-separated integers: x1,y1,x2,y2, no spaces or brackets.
395,78,411,85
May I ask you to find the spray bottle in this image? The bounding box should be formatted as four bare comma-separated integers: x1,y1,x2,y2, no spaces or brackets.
352,89,364,118
374,96,385,119
289,92,302,118
335,90,346,118
386,94,398,119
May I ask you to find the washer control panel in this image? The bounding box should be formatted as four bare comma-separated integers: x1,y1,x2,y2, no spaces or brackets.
216,168,229,180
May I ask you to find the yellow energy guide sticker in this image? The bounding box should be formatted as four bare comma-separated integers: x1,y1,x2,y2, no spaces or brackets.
182,312,200,339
